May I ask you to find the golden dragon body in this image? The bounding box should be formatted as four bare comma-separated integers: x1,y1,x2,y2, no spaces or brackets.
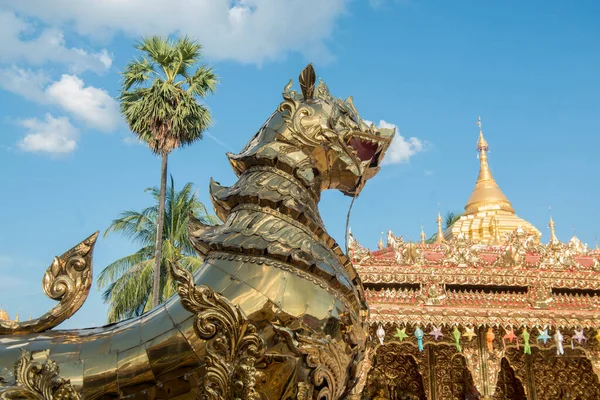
0,64,393,399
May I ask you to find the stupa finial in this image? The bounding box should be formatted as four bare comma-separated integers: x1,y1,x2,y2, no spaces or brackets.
435,210,444,244
464,116,514,215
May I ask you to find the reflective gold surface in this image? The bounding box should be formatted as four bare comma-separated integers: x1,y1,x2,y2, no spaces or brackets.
0,63,393,399
445,118,541,244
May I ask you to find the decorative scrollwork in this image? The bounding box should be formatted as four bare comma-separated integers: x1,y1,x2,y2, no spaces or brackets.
171,262,265,400
0,232,98,335
0,351,81,399
275,327,351,400
442,234,481,267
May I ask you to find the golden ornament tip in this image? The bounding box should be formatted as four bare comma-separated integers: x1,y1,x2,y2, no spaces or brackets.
435,210,444,244
464,117,514,215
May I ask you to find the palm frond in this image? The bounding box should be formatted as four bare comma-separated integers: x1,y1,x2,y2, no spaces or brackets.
185,66,217,97
99,177,220,322
122,57,158,91
96,246,153,289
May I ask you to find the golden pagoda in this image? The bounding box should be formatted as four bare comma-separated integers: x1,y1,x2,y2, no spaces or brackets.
445,117,541,243
349,118,600,400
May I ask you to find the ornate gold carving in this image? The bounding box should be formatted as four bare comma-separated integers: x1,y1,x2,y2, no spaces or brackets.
531,348,600,400
419,272,446,306
0,351,81,399
435,346,478,399
0,232,98,335
276,328,352,400
442,234,481,267
462,346,484,396
171,262,265,400
365,343,428,400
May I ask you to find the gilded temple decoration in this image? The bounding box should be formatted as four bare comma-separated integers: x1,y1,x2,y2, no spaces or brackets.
354,119,600,399
170,262,265,400
0,232,98,335
444,118,541,244
419,273,446,306
0,351,81,399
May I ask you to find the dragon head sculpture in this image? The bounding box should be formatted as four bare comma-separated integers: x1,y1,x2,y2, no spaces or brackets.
228,63,394,199
0,63,394,400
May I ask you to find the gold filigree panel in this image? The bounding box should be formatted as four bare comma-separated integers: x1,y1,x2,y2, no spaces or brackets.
531,349,600,400
365,343,427,400
434,346,478,400
492,358,526,400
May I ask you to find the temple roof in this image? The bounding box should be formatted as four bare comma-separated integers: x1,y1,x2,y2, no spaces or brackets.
444,117,541,244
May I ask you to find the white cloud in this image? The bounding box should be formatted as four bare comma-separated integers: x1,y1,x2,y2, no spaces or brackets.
46,75,120,132
17,114,78,155
0,68,120,133
0,10,111,74
364,119,425,164
0,66,50,102
1,0,347,64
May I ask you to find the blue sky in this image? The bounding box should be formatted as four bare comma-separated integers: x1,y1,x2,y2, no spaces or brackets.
1,0,599,328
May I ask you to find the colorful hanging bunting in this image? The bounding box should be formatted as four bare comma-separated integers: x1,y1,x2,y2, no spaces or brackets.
394,327,408,342
503,327,519,350
554,329,564,356
453,326,462,352
486,327,495,352
414,326,424,352
429,326,443,341
376,323,386,345
537,328,551,344
522,328,531,355
571,329,586,349
463,326,477,341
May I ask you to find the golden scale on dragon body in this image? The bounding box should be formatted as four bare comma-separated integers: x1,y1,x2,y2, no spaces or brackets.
2,64,600,400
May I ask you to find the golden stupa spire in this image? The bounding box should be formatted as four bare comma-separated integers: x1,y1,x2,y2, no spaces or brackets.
548,215,559,244
378,231,384,250
464,117,514,215
435,210,444,244
420,224,426,244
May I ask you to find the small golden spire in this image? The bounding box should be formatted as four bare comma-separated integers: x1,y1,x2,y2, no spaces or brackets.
464,117,514,215
549,216,559,244
14,312,19,323
378,231,384,250
420,225,426,244
0,308,8,321
595,235,598,251
435,211,444,244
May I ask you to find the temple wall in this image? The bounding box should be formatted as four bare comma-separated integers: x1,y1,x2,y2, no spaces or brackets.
360,326,600,400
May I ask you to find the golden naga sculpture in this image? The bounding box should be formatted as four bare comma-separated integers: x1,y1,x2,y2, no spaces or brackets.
0,64,394,399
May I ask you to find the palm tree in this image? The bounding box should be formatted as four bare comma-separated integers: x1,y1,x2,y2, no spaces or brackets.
119,36,217,307
425,211,463,244
98,177,220,323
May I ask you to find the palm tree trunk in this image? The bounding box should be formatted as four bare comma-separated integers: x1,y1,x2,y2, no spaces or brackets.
152,153,168,307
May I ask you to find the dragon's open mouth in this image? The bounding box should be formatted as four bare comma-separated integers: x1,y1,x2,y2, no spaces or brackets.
348,135,386,167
